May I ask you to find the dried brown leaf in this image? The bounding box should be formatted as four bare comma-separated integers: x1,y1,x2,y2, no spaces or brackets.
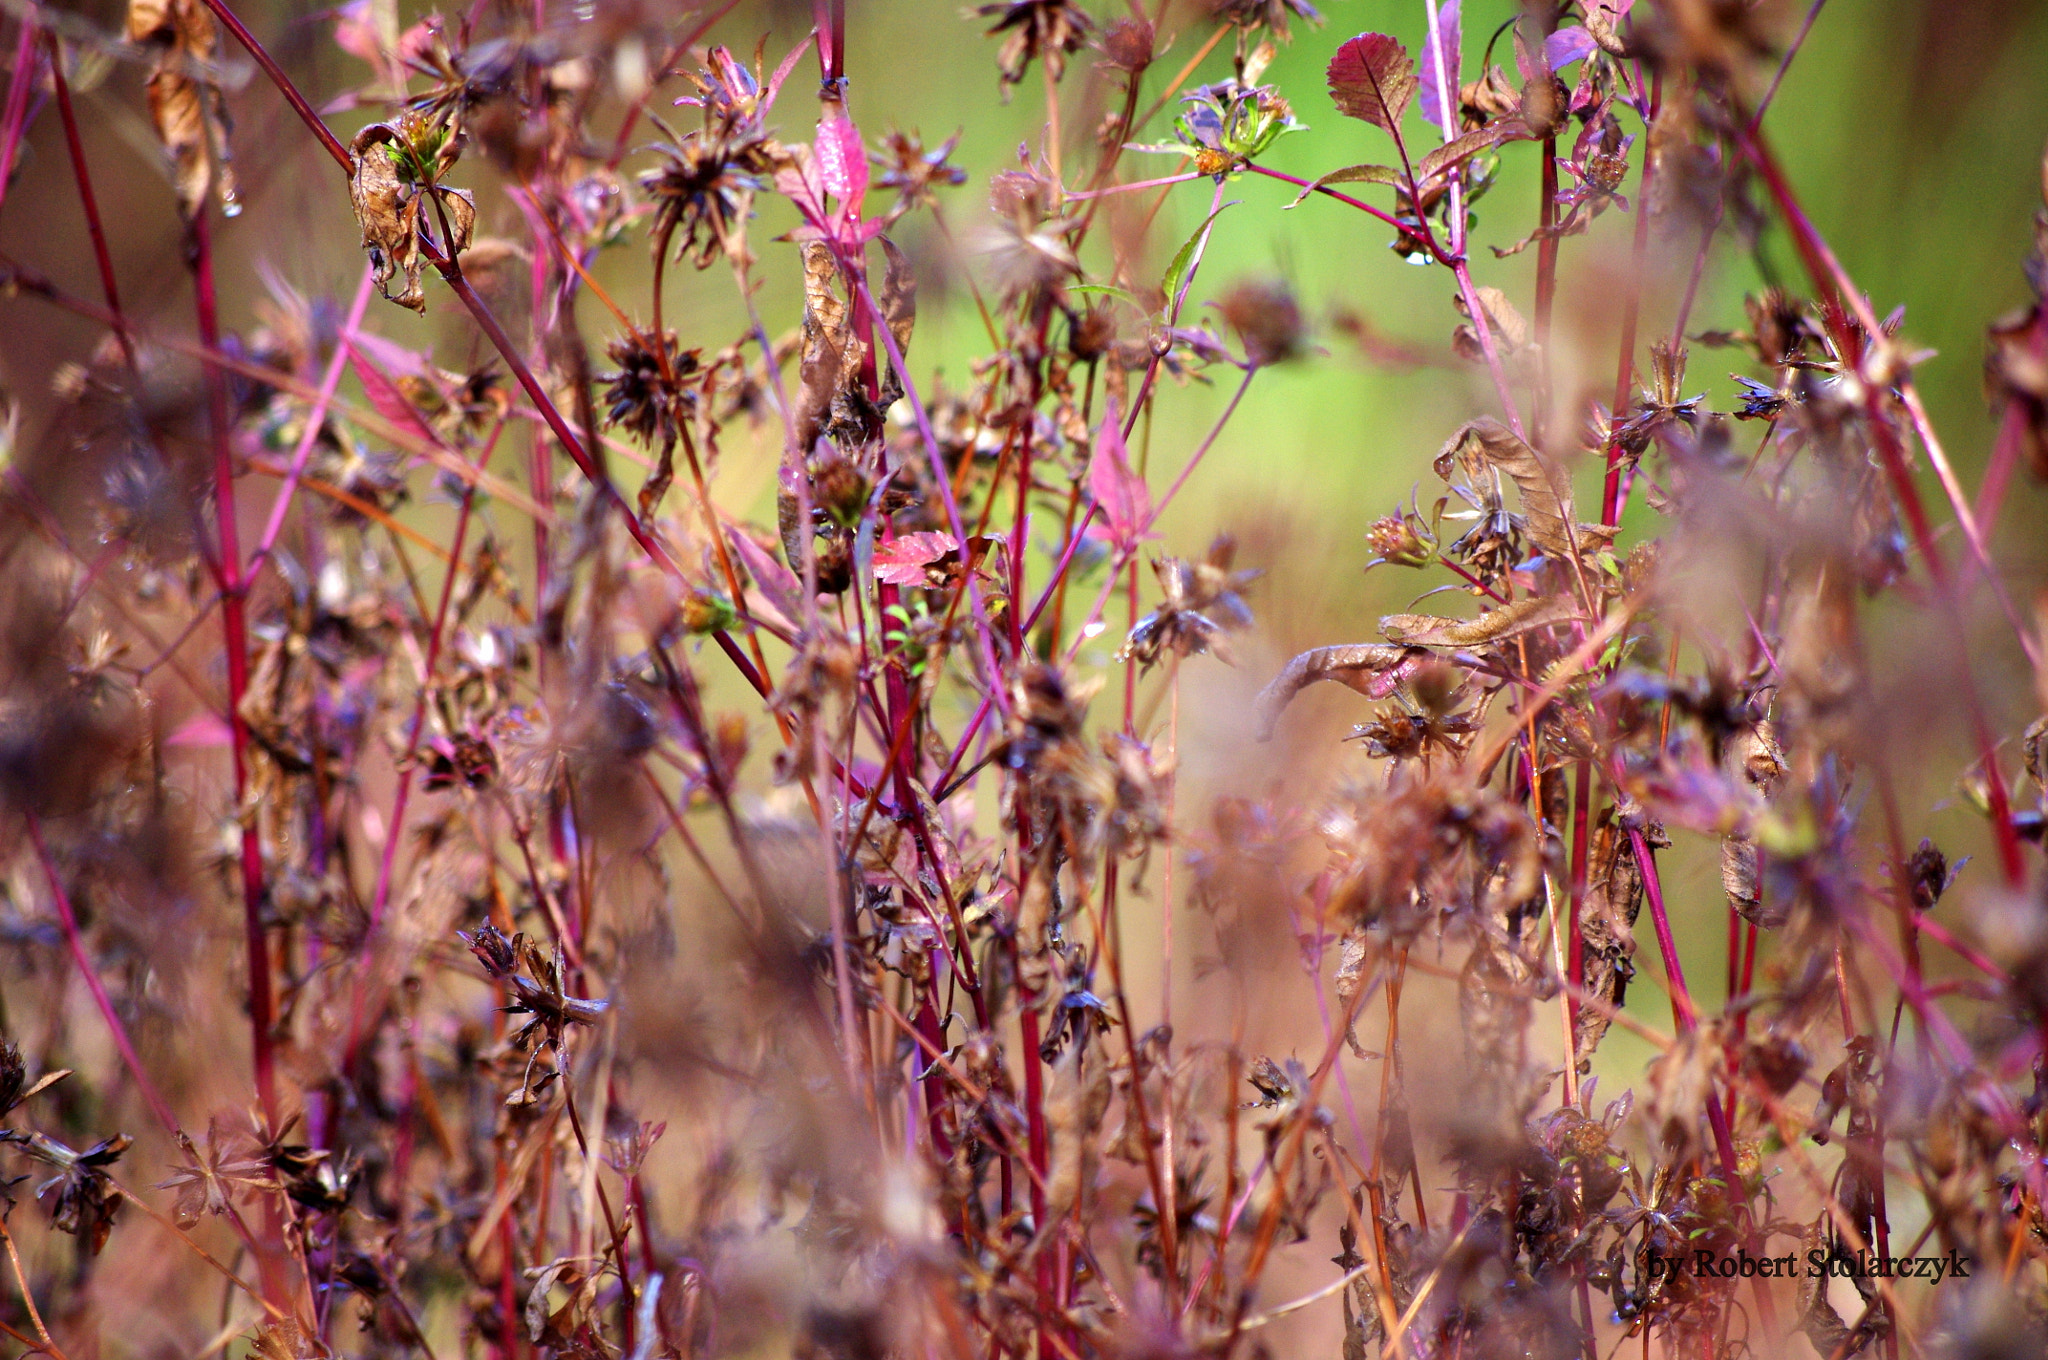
1433,417,1612,561
794,241,859,450
1253,643,1431,741
350,125,423,311
127,0,237,219
1573,811,1646,1065
877,234,918,362
1378,594,1575,648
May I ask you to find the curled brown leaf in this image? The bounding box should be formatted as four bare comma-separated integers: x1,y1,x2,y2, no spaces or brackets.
127,0,238,219
1433,417,1614,561
1253,643,1431,741
1378,594,1576,648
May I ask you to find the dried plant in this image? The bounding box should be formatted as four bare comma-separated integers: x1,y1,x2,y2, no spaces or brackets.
0,1,2042,1358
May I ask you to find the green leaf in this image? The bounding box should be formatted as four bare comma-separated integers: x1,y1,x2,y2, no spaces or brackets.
1068,283,1146,309
1161,201,1238,311
1283,163,1401,209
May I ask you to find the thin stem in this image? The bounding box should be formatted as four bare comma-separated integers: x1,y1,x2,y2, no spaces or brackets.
1601,76,1659,526
27,813,180,1135
191,0,352,175
189,204,278,1119
0,1220,68,1360
46,32,135,369
1242,163,1409,234
248,265,378,575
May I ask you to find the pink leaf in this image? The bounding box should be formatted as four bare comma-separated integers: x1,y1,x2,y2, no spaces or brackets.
331,0,385,69
1088,404,1153,552
348,330,427,376
725,525,805,623
167,713,233,748
873,531,959,587
815,115,868,212
1417,0,1461,132
347,342,439,448
764,36,814,108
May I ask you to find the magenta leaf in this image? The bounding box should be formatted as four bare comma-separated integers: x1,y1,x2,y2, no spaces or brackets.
815,114,868,212
346,341,440,447
1418,0,1462,133
1088,404,1153,552
1327,34,1418,135
873,531,960,587
167,713,233,748
726,525,806,623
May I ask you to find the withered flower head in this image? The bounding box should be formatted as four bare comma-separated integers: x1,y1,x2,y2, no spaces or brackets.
983,165,1081,296
461,922,520,978
26,1131,131,1255
680,45,768,133
1119,536,1259,670
873,131,968,219
1349,663,1484,765
1069,303,1119,361
1205,0,1321,41
602,1119,668,1178
1366,504,1437,569
599,330,703,444
1217,277,1307,367
1746,287,1820,367
640,123,778,269
156,1117,271,1227
975,0,1094,96
1096,17,1155,73
464,926,609,1056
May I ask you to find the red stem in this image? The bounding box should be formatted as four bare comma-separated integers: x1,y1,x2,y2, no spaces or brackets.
46,34,135,369
1243,163,1410,235
191,0,352,175
1564,761,1590,1044
190,205,278,1119
189,0,772,707
1738,125,2028,884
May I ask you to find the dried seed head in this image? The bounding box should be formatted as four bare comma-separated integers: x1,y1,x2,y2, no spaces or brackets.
1217,278,1307,367
975,0,1094,96
599,330,702,444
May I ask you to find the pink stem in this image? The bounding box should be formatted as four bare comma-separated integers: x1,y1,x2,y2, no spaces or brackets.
0,19,42,220
248,266,378,573
27,814,179,1135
